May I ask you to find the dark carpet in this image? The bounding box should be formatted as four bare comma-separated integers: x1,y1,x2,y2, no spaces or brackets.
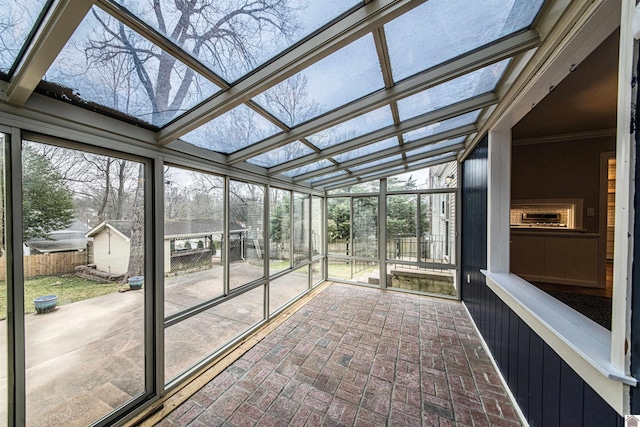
546,291,612,330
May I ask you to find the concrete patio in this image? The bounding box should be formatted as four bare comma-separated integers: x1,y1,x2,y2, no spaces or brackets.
0,263,311,426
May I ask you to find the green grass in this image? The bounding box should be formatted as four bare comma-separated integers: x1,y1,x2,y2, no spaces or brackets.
327,261,379,280
0,276,121,318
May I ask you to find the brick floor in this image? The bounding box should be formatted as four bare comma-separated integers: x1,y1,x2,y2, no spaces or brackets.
157,284,522,426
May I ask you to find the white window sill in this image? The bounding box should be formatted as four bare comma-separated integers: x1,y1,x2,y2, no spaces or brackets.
481,271,636,391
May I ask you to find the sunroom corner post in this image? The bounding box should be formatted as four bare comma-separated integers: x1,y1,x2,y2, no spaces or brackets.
487,128,512,274
613,0,638,397
379,178,388,289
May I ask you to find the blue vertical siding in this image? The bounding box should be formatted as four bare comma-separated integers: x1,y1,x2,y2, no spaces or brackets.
461,136,623,426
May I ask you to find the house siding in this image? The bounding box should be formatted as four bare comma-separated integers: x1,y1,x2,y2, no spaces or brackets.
461,136,623,426
92,229,131,275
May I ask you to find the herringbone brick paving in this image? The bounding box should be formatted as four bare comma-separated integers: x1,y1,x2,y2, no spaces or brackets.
157,284,522,426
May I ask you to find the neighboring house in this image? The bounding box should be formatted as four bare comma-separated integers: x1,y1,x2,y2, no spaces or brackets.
24,218,89,255
88,219,248,275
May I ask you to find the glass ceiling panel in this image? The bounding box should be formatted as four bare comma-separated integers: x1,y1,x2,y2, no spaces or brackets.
307,170,347,183
253,34,384,127
332,137,399,163
182,104,282,153
113,0,361,83
360,165,404,179
0,0,49,75
246,141,314,168
397,59,509,121
306,106,394,149
349,155,402,172
385,0,544,81
281,159,333,177
405,136,466,157
43,6,220,128
403,110,481,143
408,153,457,168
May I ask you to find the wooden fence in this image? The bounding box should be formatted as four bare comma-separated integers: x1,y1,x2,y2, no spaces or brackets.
0,252,88,280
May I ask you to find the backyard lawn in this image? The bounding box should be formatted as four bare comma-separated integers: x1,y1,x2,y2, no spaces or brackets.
0,275,121,318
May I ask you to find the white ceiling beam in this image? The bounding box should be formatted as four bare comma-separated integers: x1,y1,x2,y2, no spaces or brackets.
290,124,474,181
225,29,539,164
4,0,95,105
157,0,429,146
316,153,458,190
266,93,496,175
299,141,465,184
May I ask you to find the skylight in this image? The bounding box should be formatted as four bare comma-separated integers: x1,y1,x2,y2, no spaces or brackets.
397,60,510,121
282,159,333,177
43,6,221,127
253,34,384,127
181,104,282,153
246,141,314,168
111,0,361,82
0,0,49,75
403,110,481,143
385,0,544,81
305,106,394,149
332,137,399,163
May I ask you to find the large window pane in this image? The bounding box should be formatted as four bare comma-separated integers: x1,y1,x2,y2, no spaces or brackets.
43,6,220,127
113,0,361,82
306,106,394,150
254,34,384,127
327,258,378,284
353,197,378,258
164,167,224,317
312,260,323,287
269,188,290,275
229,180,265,290
386,195,417,260
420,193,456,265
311,196,323,257
269,266,309,315
293,193,310,264
385,0,544,81
387,161,458,191
22,141,145,426
165,286,264,382
0,1,49,74
327,198,350,256
182,104,282,155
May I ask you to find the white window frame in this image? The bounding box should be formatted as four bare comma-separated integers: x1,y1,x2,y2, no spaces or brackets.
479,0,636,416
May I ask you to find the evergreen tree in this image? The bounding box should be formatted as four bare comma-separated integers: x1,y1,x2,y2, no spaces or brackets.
22,146,75,240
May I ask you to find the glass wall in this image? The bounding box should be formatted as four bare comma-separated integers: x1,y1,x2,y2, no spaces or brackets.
22,140,146,426
269,265,308,315
165,285,264,381
352,197,377,258
386,195,417,261
311,196,323,257
385,163,458,297
292,192,310,264
0,127,325,426
327,197,349,256
327,193,380,285
164,166,224,316
269,188,290,274
229,180,265,290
